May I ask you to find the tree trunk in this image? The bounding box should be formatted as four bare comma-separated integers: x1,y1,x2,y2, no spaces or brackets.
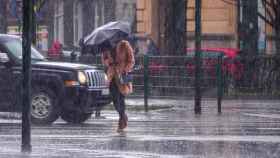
276,29,280,54
239,0,259,89
163,0,186,55
0,1,7,33
241,0,258,57
32,0,36,45
275,9,280,55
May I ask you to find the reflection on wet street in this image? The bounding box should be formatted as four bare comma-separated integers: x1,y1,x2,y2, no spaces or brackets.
0,100,280,158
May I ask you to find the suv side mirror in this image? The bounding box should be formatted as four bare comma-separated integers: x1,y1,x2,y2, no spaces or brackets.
0,52,10,63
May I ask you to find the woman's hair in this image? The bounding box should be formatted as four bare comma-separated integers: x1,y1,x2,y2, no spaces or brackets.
117,40,133,54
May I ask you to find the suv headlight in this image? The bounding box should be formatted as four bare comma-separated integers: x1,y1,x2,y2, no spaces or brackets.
104,74,108,81
104,74,110,85
78,71,87,85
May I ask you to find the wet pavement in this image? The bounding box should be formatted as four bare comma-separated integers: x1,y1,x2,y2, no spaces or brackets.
0,99,280,158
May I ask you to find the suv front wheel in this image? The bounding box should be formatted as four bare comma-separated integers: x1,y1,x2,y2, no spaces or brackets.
31,87,60,124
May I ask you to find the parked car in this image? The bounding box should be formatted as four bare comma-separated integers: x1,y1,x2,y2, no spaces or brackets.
0,34,111,124
186,48,243,80
61,47,81,62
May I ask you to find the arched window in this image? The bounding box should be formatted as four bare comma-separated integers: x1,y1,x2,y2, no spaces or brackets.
94,1,105,29
54,0,64,44
73,0,83,46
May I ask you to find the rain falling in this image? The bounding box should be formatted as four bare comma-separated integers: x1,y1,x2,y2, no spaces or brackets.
0,0,279,157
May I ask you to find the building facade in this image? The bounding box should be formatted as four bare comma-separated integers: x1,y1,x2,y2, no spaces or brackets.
136,0,274,54
1,0,53,51
52,0,136,48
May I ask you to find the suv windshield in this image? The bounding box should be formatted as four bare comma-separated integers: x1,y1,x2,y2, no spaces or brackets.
3,39,45,60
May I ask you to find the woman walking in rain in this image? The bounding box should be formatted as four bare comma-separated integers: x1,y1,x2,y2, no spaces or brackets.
101,39,135,131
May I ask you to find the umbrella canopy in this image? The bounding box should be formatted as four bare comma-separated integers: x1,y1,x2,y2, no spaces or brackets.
83,21,131,47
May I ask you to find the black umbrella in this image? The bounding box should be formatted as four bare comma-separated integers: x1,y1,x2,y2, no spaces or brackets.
83,21,131,47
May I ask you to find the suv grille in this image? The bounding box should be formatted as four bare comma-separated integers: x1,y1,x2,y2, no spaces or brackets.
85,70,107,88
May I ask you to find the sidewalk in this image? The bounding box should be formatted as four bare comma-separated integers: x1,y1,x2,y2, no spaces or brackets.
1,98,280,118
0,98,280,158
126,97,280,110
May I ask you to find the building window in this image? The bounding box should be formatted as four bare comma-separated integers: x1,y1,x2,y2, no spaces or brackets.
73,0,83,46
94,1,105,29
54,0,64,44
116,1,136,27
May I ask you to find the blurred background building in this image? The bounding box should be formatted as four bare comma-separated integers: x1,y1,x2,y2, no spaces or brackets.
0,0,277,55
53,0,136,48
0,0,51,52
136,0,275,54
0,0,137,52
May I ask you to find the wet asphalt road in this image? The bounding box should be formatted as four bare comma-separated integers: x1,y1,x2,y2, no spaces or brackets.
0,99,280,158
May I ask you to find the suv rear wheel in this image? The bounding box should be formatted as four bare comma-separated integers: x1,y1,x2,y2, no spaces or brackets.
61,110,92,124
31,87,60,124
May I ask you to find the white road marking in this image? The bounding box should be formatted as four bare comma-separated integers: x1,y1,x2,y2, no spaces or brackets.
132,135,280,143
0,134,280,143
243,113,280,119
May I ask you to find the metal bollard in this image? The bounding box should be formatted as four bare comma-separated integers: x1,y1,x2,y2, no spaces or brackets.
216,54,223,114
144,55,149,112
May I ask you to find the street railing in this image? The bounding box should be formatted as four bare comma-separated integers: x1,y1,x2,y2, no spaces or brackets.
131,55,223,97
224,55,280,99
132,54,224,111
52,53,280,101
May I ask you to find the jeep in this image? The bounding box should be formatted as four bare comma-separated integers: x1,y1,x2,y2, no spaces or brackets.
0,34,111,124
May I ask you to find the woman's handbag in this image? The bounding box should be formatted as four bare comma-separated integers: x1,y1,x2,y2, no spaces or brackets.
115,72,133,96
118,72,133,84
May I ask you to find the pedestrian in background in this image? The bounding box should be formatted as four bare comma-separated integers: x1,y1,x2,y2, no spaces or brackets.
48,40,62,59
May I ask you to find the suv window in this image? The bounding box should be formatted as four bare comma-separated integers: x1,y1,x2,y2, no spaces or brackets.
3,39,45,60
